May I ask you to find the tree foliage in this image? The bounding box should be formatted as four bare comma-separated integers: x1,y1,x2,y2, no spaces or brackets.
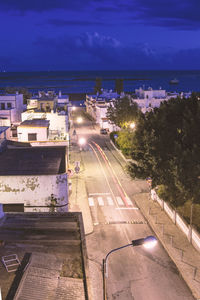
106,96,140,128
116,129,135,157
128,94,200,206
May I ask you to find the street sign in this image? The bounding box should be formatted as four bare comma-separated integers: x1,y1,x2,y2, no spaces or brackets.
75,166,80,173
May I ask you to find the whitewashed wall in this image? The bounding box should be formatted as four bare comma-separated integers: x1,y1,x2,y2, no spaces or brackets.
22,111,68,134
0,173,68,212
151,189,200,252
17,126,48,142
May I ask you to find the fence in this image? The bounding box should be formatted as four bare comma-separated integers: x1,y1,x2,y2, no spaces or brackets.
151,189,200,253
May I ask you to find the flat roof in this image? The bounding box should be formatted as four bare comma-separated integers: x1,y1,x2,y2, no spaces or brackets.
0,212,87,300
19,119,49,128
0,146,66,175
38,97,55,101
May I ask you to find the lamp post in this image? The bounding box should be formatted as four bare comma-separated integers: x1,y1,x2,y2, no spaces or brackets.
102,236,157,300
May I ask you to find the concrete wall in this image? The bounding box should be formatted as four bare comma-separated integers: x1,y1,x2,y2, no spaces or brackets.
0,173,68,212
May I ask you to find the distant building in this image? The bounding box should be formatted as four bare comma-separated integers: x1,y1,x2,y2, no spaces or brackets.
133,87,170,113
133,87,192,113
27,90,69,112
85,89,121,131
0,92,24,126
0,146,68,212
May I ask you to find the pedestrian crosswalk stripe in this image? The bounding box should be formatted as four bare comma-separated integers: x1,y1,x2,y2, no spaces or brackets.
107,197,114,206
116,196,124,206
125,196,132,206
88,196,134,207
88,197,94,206
98,197,104,206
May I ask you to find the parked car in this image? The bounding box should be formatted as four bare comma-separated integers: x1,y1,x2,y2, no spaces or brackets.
100,128,108,135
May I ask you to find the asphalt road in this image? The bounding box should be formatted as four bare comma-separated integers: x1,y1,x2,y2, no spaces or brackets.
73,114,194,300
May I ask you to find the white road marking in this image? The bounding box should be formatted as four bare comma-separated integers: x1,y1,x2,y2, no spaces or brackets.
89,193,110,196
107,197,114,206
125,196,133,206
88,197,94,206
98,197,104,206
115,207,139,210
116,196,124,206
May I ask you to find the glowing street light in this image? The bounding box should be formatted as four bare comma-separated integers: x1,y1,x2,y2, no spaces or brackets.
77,117,83,124
103,236,157,300
72,106,76,111
130,122,136,129
78,137,86,151
78,137,86,146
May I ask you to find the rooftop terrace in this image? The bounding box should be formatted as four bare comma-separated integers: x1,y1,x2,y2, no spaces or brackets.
0,212,88,300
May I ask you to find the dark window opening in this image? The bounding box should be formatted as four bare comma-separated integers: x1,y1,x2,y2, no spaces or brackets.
1,103,5,110
28,133,37,141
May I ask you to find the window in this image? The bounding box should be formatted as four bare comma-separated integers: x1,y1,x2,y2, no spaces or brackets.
0,103,5,110
7,103,12,109
28,133,37,141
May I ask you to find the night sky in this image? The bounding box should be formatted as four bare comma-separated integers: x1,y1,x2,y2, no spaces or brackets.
0,0,199,71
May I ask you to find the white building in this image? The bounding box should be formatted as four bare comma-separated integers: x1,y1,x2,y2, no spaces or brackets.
135,87,166,99
0,92,24,126
85,90,120,131
133,87,170,113
27,90,69,111
57,90,69,108
21,110,69,140
17,119,50,142
0,146,68,212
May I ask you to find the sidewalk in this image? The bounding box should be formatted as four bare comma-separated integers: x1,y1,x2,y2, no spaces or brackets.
68,141,93,236
134,193,200,300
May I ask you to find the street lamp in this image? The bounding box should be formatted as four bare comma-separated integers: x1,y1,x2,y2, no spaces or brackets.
130,122,136,129
103,236,157,300
77,116,83,124
78,137,86,151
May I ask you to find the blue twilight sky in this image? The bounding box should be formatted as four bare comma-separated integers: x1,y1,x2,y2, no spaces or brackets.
0,0,200,71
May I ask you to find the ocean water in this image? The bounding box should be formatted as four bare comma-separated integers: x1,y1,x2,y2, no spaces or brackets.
0,70,199,94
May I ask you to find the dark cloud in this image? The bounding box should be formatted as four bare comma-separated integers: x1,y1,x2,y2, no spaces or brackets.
33,31,200,70
0,0,199,30
33,32,164,69
47,19,105,27
4,29,200,70
0,0,91,12
98,0,200,31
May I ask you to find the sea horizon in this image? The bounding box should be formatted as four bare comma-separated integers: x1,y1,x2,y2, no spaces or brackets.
0,69,200,94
